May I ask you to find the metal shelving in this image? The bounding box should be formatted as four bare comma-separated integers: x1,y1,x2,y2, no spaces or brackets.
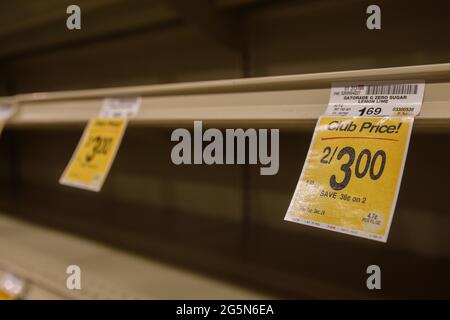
1,62,450,299
2,63,450,128
0,214,269,299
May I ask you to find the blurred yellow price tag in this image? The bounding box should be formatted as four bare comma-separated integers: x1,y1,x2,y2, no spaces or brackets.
0,290,14,300
60,118,128,191
285,116,413,242
0,273,25,300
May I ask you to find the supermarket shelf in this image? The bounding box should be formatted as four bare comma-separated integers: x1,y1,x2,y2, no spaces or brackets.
2,63,450,128
0,213,270,299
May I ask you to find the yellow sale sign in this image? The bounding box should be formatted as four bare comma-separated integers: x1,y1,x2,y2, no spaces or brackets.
60,118,128,191
285,117,413,242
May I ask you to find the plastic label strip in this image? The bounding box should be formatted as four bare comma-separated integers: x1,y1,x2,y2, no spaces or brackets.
325,80,424,117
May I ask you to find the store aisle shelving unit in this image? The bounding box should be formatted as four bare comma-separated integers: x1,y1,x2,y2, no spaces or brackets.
1,63,450,299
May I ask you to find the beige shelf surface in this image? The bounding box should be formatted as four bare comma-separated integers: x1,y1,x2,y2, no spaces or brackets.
0,214,270,300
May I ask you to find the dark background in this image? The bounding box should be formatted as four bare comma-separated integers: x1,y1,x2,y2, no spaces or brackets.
0,0,449,94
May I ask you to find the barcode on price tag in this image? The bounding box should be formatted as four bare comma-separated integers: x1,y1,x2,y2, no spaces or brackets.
365,83,419,95
325,80,425,117
99,97,141,118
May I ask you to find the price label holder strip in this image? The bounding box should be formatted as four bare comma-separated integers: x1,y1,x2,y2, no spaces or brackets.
284,81,425,242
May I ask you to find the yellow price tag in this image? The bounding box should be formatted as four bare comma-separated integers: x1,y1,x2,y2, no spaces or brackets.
60,118,128,191
285,117,413,242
